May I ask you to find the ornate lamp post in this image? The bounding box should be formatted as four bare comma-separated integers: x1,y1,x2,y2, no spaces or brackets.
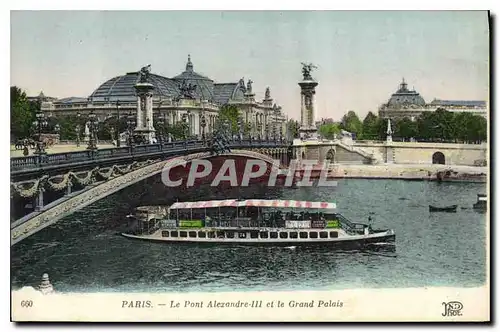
146,117,151,144
54,123,60,140
182,113,188,140
237,116,243,142
155,115,165,145
86,111,99,151
273,104,279,141
127,111,136,147
109,126,115,145
75,112,81,147
32,111,48,155
115,100,121,147
200,113,207,142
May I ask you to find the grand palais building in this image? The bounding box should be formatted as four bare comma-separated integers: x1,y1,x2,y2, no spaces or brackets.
40,55,287,139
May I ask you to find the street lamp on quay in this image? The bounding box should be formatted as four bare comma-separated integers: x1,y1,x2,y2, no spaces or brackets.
32,111,49,155
86,111,99,151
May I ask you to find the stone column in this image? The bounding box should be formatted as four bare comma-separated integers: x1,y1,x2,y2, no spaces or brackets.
136,96,142,129
134,82,156,143
298,79,319,139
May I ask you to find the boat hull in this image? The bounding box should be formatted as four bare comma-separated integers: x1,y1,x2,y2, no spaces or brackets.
120,232,395,249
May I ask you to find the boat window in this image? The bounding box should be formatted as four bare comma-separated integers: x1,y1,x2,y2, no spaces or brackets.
330,231,338,238
299,232,308,239
270,232,278,239
226,232,235,239
171,231,178,237
289,232,298,239
260,232,269,239
309,232,318,239
189,231,197,238
180,231,187,238
207,232,215,238
279,232,288,239
238,232,247,239
161,231,169,238
198,231,206,238
250,231,259,239
320,231,328,239
216,231,225,238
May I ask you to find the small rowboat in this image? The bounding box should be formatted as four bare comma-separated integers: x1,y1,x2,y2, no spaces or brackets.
429,204,458,213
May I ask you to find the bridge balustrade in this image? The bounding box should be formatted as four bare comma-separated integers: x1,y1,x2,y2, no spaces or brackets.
10,139,289,173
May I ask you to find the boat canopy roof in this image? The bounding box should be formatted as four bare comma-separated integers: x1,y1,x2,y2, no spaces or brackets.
169,199,336,210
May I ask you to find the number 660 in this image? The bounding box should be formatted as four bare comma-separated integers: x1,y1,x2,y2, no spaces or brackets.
21,300,33,307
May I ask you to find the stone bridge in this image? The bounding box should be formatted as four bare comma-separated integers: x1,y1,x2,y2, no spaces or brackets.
10,140,291,246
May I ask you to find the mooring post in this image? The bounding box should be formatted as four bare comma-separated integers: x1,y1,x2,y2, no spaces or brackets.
39,273,54,294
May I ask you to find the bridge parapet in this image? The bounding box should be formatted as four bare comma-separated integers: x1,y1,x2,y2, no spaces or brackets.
11,139,290,175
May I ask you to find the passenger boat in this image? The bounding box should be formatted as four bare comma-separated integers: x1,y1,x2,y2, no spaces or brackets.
121,199,396,248
428,204,458,213
473,194,487,212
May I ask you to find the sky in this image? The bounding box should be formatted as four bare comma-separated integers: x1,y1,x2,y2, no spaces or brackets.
10,10,489,121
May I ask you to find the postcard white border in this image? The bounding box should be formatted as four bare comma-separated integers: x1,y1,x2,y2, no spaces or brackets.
4,0,496,328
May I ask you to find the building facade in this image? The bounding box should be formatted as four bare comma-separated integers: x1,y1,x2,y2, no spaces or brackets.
378,79,487,120
41,55,287,139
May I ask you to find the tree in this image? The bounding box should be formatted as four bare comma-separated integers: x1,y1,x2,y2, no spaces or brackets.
287,119,300,139
167,122,188,140
217,104,241,135
465,114,487,142
394,117,417,139
340,110,363,138
318,123,341,140
11,86,38,141
361,112,379,140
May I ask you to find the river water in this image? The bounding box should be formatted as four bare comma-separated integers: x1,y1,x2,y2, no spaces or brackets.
11,177,487,293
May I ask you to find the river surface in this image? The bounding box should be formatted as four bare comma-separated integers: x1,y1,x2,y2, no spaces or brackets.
11,177,487,293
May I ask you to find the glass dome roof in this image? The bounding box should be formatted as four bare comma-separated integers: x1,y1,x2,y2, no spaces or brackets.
89,72,180,102
88,56,250,105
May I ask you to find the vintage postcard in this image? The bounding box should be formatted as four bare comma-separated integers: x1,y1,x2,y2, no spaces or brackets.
9,9,490,322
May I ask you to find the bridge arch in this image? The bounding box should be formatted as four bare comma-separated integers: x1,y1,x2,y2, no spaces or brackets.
432,151,446,165
11,150,280,246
